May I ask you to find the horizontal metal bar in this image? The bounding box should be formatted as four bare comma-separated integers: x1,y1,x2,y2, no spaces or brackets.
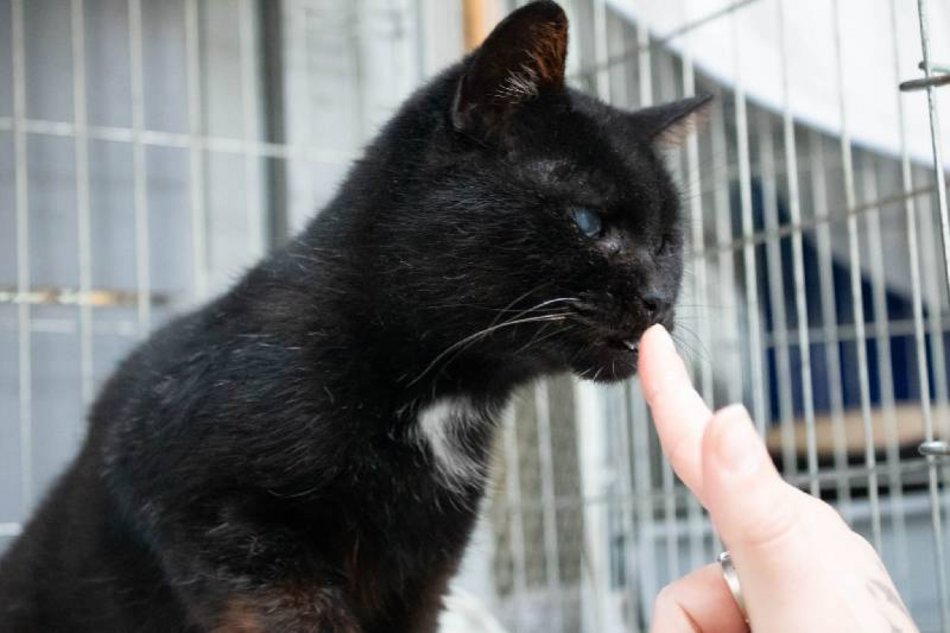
0,523,23,538
490,458,945,513
688,185,936,259
0,116,348,164
0,287,170,307
919,61,950,74
570,0,763,80
758,313,950,350
0,316,139,337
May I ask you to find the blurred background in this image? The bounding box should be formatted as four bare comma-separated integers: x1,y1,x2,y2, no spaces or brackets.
2,0,950,631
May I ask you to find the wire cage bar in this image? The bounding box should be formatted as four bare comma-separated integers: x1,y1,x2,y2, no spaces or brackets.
913,0,950,626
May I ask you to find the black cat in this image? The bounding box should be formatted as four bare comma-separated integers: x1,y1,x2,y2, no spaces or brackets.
0,2,709,631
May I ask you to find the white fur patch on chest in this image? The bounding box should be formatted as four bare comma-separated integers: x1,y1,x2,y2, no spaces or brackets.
413,396,488,491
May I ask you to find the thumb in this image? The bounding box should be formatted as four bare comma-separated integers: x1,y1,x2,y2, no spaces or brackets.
701,405,825,620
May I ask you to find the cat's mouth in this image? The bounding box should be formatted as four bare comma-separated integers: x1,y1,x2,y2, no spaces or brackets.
621,338,639,352
566,331,641,383
605,336,639,353
560,302,667,380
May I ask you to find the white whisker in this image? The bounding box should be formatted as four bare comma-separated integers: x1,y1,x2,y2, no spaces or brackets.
407,312,572,386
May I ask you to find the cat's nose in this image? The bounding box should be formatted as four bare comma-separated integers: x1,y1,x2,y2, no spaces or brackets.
640,288,665,320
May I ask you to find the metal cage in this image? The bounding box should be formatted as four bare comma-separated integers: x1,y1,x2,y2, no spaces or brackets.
1,1,949,632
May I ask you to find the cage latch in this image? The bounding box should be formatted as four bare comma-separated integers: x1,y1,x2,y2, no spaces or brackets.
920,440,950,458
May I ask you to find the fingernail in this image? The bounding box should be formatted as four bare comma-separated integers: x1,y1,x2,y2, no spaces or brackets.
714,405,763,477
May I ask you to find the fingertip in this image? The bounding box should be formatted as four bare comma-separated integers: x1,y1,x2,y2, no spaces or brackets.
638,324,680,400
640,324,674,360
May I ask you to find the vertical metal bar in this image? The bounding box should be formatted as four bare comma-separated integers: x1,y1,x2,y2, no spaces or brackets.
502,404,527,633
659,439,679,583
859,158,910,577
681,69,712,402
592,0,609,101
921,186,950,427
260,0,288,248
919,185,950,628
239,0,262,258
710,85,742,408
184,0,207,300
777,0,819,496
917,0,950,306
916,0,950,443
890,0,933,588
757,110,796,477
128,0,150,335
534,380,563,633
914,0,950,626
411,0,427,82
731,10,766,432
636,22,651,108
71,0,94,408
830,0,881,551
574,377,612,633
680,31,711,571
809,129,852,517
11,0,33,513
630,381,657,626
615,382,641,631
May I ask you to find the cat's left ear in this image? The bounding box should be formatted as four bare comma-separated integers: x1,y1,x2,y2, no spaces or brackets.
628,94,714,147
451,1,568,140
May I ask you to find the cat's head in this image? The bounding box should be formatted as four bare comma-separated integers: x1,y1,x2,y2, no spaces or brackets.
367,1,710,384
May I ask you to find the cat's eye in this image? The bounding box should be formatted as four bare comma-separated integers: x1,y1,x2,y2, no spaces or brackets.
570,207,604,238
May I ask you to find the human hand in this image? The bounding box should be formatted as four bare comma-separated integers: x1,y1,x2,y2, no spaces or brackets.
638,324,919,633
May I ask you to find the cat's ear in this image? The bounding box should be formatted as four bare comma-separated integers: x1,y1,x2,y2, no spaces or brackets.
628,94,714,147
451,1,568,139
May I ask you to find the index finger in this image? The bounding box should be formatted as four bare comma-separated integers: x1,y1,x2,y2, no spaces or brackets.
639,324,713,501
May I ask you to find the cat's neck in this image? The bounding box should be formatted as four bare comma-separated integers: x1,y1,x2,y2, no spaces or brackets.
248,229,536,421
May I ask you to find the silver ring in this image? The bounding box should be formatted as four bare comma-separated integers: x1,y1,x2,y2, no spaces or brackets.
718,551,749,623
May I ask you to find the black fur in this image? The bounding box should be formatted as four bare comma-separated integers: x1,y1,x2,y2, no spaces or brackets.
0,2,709,631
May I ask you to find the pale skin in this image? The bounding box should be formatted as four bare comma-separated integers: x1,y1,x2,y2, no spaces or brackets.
639,324,920,633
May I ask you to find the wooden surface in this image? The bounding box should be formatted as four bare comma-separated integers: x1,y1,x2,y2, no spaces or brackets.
462,0,502,51
765,403,948,456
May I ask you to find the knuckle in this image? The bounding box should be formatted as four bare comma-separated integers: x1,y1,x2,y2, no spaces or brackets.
653,584,702,633
801,493,846,526
666,433,692,467
849,530,881,561
652,584,680,620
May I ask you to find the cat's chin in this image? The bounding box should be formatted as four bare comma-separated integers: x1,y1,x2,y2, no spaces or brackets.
568,341,639,383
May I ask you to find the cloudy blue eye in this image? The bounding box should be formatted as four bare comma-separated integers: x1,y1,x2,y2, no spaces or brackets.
570,206,603,238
